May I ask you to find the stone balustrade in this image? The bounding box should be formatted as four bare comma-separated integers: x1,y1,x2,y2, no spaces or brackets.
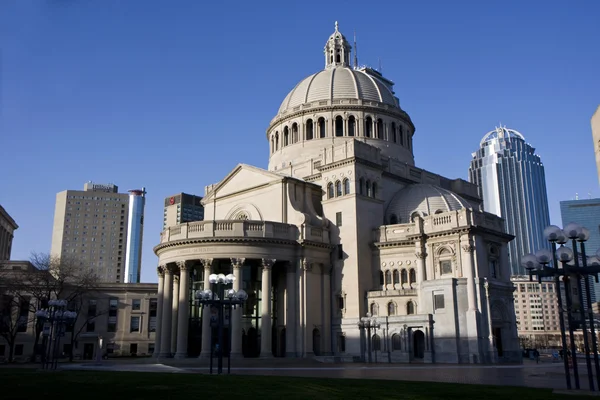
160,220,329,244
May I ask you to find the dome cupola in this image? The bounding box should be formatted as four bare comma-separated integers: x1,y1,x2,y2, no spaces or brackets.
324,21,351,69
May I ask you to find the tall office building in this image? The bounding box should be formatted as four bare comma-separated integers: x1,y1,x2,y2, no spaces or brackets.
469,126,551,276
0,205,18,260
162,193,204,230
51,182,144,283
560,197,600,301
124,188,146,284
591,105,600,185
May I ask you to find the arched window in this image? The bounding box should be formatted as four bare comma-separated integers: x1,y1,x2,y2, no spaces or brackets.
283,126,289,146
365,117,372,138
335,116,344,137
379,271,384,289
399,125,404,145
271,137,274,154
343,178,350,195
372,334,381,351
410,212,420,222
407,301,415,315
391,122,397,143
275,133,279,150
359,178,364,195
388,302,396,316
318,117,326,138
372,182,378,198
392,334,401,351
335,180,342,197
348,116,355,136
376,119,383,139
306,119,314,140
327,183,334,199
434,209,443,214
409,269,416,284
370,302,379,316
385,270,392,286
366,180,372,197
292,123,298,143
393,269,399,285
390,214,398,224
401,269,408,285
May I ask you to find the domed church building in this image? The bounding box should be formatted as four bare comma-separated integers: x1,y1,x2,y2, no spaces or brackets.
153,23,520,364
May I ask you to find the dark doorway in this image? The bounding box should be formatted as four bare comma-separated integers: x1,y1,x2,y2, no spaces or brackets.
413,330,425,359
243,327,259,357
493,327,504,357
312,328,321,356
280,328,286,357
83,343,94,360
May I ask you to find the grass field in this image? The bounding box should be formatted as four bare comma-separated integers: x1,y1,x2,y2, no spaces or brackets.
0,368,592,400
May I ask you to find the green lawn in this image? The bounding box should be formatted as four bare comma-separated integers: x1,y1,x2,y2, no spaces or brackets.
0,369,591,400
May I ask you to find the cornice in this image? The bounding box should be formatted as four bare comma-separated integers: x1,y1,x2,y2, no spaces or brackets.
154,237,300,255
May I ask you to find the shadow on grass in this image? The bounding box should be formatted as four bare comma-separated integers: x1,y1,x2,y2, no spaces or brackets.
0,369,591,400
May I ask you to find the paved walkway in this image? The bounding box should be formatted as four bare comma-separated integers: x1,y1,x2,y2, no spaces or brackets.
55,358,600,392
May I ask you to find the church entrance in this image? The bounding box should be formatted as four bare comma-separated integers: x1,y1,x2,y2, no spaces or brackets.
413,330,425,359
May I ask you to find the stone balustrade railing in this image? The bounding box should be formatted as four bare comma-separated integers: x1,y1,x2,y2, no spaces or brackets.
160,220,328,244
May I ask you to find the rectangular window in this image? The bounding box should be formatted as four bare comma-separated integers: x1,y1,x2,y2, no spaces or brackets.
87,299,97,317
440,260,452,275
130,316,140,332
149,298,158,333
132,299,141,311
0,345,5,356
87,321,95,332
148,343,155,354
336,212,342,227
107,298,118,332
338,334,346,352
17,298,30,332
434,293,445,310
130,343,138,355
14,344,24,356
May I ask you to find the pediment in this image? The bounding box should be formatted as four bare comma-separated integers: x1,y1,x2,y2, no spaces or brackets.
203,164,284,201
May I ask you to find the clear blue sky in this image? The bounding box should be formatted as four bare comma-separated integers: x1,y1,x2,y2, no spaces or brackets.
2,0,599,283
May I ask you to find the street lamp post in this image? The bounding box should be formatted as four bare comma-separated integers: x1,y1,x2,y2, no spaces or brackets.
523,223,600,391
357,313,380,364
35,299,77,370
194,273,248,375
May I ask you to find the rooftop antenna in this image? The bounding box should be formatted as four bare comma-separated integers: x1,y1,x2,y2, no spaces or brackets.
353,30,358,69
378,57,382,73
576,192,579,200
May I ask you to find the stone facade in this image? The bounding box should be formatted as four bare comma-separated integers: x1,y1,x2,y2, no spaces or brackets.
0,205,18,261
152,23,521,364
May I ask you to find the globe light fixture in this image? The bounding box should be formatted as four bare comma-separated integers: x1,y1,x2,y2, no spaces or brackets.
34,299,77,370
357,312,382,363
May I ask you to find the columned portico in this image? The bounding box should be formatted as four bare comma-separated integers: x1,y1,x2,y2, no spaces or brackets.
260,258,275,357
159,266,173,357
285,261,297,357
199,258,213,358
175,261,191,358
170,274,180,355
230,257,245,357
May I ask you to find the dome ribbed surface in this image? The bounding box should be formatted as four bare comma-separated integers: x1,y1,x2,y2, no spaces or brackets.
386,184,471,223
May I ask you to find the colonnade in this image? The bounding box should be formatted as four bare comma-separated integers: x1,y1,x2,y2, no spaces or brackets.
153,257,331,359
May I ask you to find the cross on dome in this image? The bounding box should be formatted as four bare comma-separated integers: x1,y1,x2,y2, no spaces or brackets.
324,21,351,69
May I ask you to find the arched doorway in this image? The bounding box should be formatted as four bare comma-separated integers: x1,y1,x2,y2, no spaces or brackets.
491,302,509,358
312,328,321,356
413,330,425,359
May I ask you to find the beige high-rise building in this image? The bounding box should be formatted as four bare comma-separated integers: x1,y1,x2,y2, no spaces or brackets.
162,193,204,230
0,205,18,260
50,182,130,283
592,105,600,185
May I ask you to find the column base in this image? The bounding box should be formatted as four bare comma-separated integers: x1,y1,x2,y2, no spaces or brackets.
198,351,212,359
285,352,297,358
174,352,188,359
229,352,245,359
158,352,172,358
259,353,274,359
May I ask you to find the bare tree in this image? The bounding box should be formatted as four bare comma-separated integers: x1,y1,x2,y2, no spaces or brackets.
0,270,36,362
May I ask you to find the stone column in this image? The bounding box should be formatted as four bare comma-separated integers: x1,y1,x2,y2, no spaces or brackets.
461,236,480,362
175,261,190,358
170,274,180,355
159,265,173,357
153,266,165,357
260,258,275,357
285,261,297,357
230,257,245,357
199,258,213,358
415,249,427,314
322,264,332,355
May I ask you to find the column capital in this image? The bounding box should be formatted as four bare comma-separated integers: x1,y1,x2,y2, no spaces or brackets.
176,260,189,271
173,274,180,284
231,257,246,269
301,258,312,272
415,251,427,259
261,258,276,270
164,264,175,275
200,258,213,269
157,265,166,277
461,244,474,253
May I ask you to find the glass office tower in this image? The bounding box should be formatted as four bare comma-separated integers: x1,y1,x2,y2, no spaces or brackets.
560,197,600,301
469,126,551,276
124,188,146,283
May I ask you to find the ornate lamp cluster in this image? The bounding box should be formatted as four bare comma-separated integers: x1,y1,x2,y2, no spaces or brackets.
357,313,381,363
34,299,77,370
522,223,600,391
194,272,248,374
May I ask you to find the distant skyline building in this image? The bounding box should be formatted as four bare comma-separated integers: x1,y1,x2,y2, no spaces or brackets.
0,205,18,260
469,126,551,276
560,197,600,301
124,188,147,284
162,193,204,230
51,182,133,283
592,105,600,185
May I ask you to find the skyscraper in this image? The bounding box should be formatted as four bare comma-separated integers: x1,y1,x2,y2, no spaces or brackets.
124,188,146,283
469,126,551,275
51,182,144,283
162,193,204,230
592,105,600,185
560,197,600,301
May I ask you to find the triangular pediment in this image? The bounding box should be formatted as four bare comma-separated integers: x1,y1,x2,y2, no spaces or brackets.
203,164,284,202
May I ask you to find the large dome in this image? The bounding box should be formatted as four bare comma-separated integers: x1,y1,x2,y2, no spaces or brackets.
278,66,398,115
385,184,471,224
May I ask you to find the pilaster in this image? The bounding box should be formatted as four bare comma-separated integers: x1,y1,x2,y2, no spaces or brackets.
175,261,191,358
153,265,165,357
260,258,275,357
